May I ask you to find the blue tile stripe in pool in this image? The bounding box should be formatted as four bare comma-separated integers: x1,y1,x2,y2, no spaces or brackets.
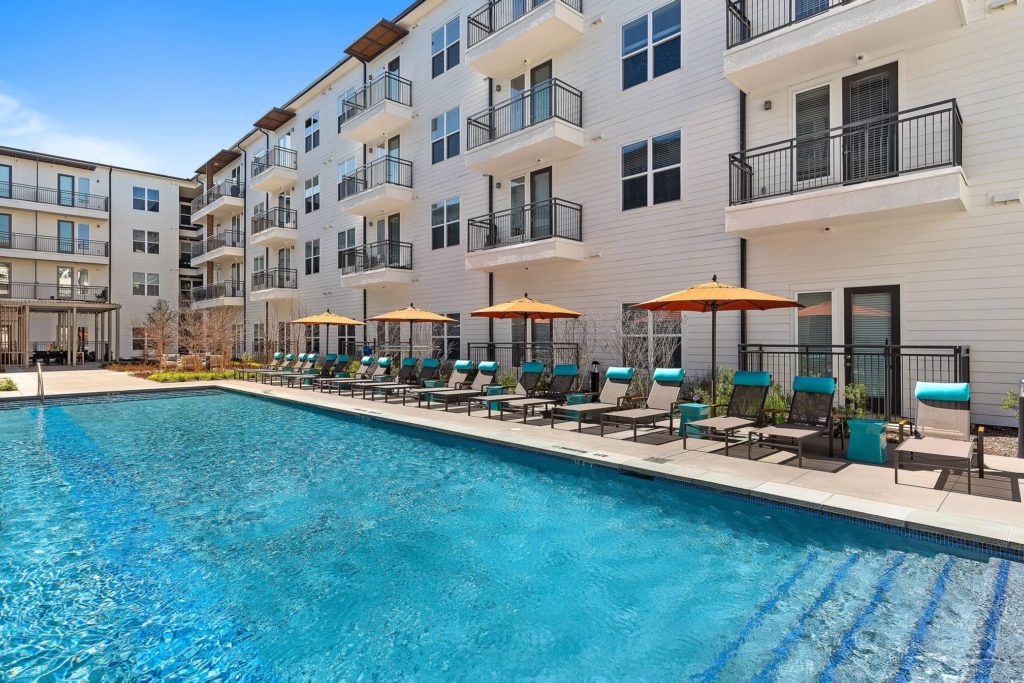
973,559,1011,683
36,406,273,679
893,557,957,683
692,551,820,682
817,554,907,683
748,553,862,683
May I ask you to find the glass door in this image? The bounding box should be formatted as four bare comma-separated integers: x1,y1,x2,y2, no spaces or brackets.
77,178,90,208
386,136,402,185
530,61,553,125
0,262,10,297
0,165,10,198
58,174,74,207
843,63,898,183
509,74,526,132
387,57,401,102
57,266,73,299
0,214,11,249
509,176,526,242
58,220,74,254
386,214,401,267
529,167,552,239
844,285,900,415
76,268,89,300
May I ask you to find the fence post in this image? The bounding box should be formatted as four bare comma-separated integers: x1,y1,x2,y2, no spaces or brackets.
1018,378,1023,459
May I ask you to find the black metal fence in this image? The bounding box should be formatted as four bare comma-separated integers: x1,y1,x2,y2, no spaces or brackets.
192,230,244,258
0,232,109,257
729,100,962,205
337,72,413,129
738,343,970,420
466,79,583,149
468,198,582,251
339,240,413,275
467,0,583,47
467,342,580,371
251,268,298,292
192,280,245,302
252,207,298,234
726,0,853,48
0,180,109,211
338,157,413,200
3,282,109,303
191,179,245,214
251,146,298,175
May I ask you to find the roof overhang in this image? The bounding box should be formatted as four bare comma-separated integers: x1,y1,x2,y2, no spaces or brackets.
0,146,97,170
195,149,241,176
345,19,408,62
253,107,296,130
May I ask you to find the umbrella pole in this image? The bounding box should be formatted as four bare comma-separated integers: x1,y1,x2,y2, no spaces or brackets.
408,321,413,359
711,306,718,409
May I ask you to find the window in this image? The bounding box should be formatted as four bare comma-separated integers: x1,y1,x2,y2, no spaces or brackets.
795,85,831,182
621,131,681,211
179,202,191,226
58,220,74,253
304,176,320,213
0,214,10,247
253,322,267,356
337,157,357,199
431,17,460,78
304,112,320,152
253,254,266,273
337,228,356,268
305,239,320,275
622,1,681,90
305,325,321,354
431,313,461,360
338,325,358,357
0,165,10,198
431,107,460,164
337,86,358,125
132,230,160,254
132,186,159,212
0,261,10,296
621,304,682,370
431,197,460,249
132,272,159,296
77,223,90,248
796,291,834,376
132,327,149,352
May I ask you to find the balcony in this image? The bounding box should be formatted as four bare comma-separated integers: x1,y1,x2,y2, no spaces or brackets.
250,267,298,302
190,280,244,309
190,179,245,223
191,230,244,267
0,232,109,264
2,282,109,303
724,0,968,93
465,79,583,175
250,207,298,249
339,240,414,289
466,0,585,78
0,181,108,219
250,147,298,193
726,100,966,237
337,73,414,145
338,157,413,217
465,198,584,271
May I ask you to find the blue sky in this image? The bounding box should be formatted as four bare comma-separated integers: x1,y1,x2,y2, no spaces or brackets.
0,0,411,178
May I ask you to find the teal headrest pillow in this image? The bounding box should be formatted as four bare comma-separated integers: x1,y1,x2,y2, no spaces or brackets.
554,365,578,377
653,368,685,383
401,357,417,367
378,357,392,367
522,362,545,374
454,360,474,371
606,367,635,381
734,371,771,387
916,382,970,403
422,358,440,368
793,376,836,395
478,361,499,373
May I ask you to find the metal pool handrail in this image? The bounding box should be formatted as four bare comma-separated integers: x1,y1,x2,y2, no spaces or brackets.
37,361,44,405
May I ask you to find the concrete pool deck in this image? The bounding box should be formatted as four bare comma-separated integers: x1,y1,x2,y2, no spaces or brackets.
4,368,1023,555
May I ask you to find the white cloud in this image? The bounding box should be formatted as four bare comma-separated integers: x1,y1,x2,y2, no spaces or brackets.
0,92,158,170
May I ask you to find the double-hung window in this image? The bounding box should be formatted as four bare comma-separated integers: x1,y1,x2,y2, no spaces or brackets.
431,313,461,360
337,87,358,126
305,239,320,275
132,230,159,254
337,157,357,199
132,272,159,296
621,131,681,211
132,186,160,212
431,107,460,164
621,304,682,369
304,176,320,213
337,228,356,268
431,197,460,249
304,112,320,151
431,17,460,78
622,1,681,90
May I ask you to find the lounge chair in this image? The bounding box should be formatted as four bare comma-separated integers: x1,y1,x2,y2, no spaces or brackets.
895,382,984,494
356,357,419,398
600,368,685,440
423,361,501,411
236,351,283,380
314,356,375,392
745,376,836,467
499,365,579,422
550,367,636,431
285,354,338,389
269,353,320,386
372,358,443,403
402,360,476,406
467,362,546,417
244,353,295,380
683,371,771,455
332,357,393,396
259,353,310,384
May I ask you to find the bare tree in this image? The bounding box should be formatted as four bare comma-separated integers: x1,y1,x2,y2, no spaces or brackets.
136,299,177,368
178,303,210,370
205,306,242,369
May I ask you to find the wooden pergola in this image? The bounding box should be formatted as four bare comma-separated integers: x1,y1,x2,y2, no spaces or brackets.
0,300,121,367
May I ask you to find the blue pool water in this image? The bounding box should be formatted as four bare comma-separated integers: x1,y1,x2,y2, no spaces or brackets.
1,390,1022,681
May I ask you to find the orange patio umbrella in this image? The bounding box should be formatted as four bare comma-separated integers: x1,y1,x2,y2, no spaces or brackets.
632,276,802,406
367,304,456,358
290,310,364,355
471,293,583,363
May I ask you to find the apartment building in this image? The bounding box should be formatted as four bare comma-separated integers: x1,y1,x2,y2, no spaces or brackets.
0,146,198,366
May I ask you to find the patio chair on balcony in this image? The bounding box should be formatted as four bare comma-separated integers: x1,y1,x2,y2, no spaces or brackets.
236,351,284,380
599,368,686,441
745,376,837,467
314,355,376,391
466,362,546,417
365,358,443,402
550,367,636,432
683,371,772,456
895,382,983,494
403,360,476,405
422,361,502,411
356,357,419,398
499,364,579,423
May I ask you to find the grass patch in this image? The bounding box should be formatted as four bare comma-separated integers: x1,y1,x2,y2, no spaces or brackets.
0,378,17,391
146,371,236,383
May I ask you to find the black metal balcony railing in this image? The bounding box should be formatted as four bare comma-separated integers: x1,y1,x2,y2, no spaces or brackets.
192,280,244,302
251,268,298,292
467,79,582,150
339,240,413,275
191,179,245,215
0,232,109,257
738,343,970,422
252,207,298,235
337,157,413,201
0,181,109,212
2,282,109,303
467,342,581,371
191,230,244,258
726,0,852,48
337,72,413,130
467,0,583,47
251,146,298,176
468,198,582,252
729,100,962,206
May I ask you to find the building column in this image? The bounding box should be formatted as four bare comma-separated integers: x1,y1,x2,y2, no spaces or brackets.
94,313,99,363
106,311,113,362
21,304,30,368
70,307,77,366
114,308,121,361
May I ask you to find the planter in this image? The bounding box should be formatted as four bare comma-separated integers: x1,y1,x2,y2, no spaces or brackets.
677,403,711,437
846,418,888,464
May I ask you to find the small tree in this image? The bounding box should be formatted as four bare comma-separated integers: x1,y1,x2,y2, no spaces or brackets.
206,306,242,369
137,299,177,368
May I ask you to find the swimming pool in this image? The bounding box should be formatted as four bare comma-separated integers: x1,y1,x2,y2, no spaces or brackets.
1,389,1021,681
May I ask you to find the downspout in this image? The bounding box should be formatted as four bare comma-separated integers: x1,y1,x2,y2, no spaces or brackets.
108,166,113,352
361,60,369,349
239,146,248,356
738,90,748,346
487,77,495,345
261,130,271,350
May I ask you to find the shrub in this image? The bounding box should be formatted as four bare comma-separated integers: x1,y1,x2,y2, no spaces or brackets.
146,371,235,383
1001,389,1020,416
843,383,870,418
0,378,17,391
